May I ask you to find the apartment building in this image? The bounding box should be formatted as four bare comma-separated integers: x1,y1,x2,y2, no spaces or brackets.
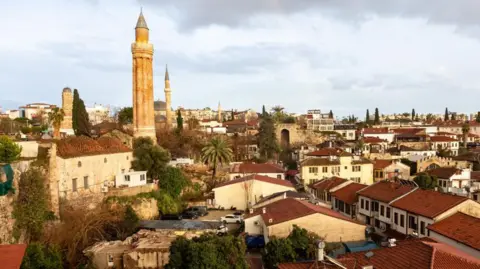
306,109,334,131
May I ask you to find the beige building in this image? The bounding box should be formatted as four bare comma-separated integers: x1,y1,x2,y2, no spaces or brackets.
300,149,374,186
213,175,295,210
132,11,156,141
229,163,285,180
372,159,411,182
244,198,366,243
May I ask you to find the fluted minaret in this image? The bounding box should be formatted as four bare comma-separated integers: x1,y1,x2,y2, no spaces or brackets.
164,65,172,128
132,10,156,142
217,102,222,122
60,87,74,135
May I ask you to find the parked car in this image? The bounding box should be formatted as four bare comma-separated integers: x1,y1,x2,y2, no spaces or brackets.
185,206,208,217
220,214,243,224
161,213,183,220
233,211,243,217
181,210,199,219
216,225,229,236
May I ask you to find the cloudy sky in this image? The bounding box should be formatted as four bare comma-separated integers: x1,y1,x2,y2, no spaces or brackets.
2,0,480,117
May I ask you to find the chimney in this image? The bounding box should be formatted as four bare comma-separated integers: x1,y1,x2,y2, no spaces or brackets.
316,239,325,261
262,207,266,214
249,208,253,214
283,192,287,199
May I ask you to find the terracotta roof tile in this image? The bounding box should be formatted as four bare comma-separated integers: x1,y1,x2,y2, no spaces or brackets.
357,180,416,203
426,167,462,179
306,148,346,157
279,261,344,269
430,135,458,142
56,136,132,158
245,198,364,227
301,158,340,166
390,189,468,218
427,212,480,251
363,127,389,134
331,182,367,205
392,128,425,135
0,244,27,269
229,163,284,174
309,177,347,191
339,238,480,269
363,137,388,143
373,159,393,169
215,174,294,189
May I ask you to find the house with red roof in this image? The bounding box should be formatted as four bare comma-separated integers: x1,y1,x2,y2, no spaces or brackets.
425,167,473,197
244,198,366,243
372,159,410,182
308,177,349,206
212,175,295,210
361,127,395,143
229,163,285,180
361,136,389,154
331,182,367,219
389,189,480,238
429,135,460,156
0,244,27,269
356,179,417,232
427,212,480,257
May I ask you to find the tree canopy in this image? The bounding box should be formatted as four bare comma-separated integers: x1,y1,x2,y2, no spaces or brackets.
117,107,133,125
0,135,22,163
374,108,380,125
72,89,91,136
176,109,184,132
414,173,438,190
48,107,65,139
21,243,63,269
365,109,370,123
166,234,248,269
131,137,170,180
201,136,233,188
411,109,416,121
159,166,190,198
258,114,278,160
444,107,449,121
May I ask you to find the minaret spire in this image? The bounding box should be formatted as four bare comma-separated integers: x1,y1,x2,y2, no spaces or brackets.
136,9,148,29
165,64,170,81
164,65,172,129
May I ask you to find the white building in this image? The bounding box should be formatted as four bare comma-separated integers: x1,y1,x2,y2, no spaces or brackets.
362,128,395,143
229,163,285,180
306,109,334,131
426,167,476,197
19,103,56,120
86,104,111,125
168,158,194,167
6,110,20,119
115,170,147,188
429,135,460,156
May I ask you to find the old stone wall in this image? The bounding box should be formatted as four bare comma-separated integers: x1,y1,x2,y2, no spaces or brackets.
276,124,327,145
15,141,39,158
130,198,158,220
417,156,471,172
0,166,22,244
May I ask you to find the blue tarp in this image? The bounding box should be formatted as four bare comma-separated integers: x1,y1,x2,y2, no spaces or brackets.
343,241,378,253
0,164,14,196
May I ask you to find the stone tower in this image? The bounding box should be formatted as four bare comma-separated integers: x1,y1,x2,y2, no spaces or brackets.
164,65,172,128
218,102,222,122
60,87,74,135
132,11,156,142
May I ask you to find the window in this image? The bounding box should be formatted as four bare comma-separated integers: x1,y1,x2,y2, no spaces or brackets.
78,161,82,168
352,166,361,172
361,199,364,209
339,200,345,212
380,205,385,216
400,215,405,227
344,166,348,170
104,157,107,163
124,175,131,182
335,199,338,209
420,221,425,235
386,207,391,218
126,156,129,160
309,167,318,174
409,215,417,229
394,212,398,225
122,169,125,173
140,174,146,181
350,177,360,183
72,178,77,192
277,175,282,179
365,200,369,211
345,204,351,215
84,176,89,189
327,193,332,202
322,167,328,173
332,166,340,173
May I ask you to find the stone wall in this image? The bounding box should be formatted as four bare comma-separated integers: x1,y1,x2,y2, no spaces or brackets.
276,124,327,145
15,141,39,158
417,156,471,173
0,165,22,244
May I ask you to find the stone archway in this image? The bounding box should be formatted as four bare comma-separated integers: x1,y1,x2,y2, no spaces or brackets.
281,129,290,148
426,163,440,171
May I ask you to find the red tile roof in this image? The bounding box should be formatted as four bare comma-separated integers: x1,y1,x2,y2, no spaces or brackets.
309,177,347,191
245,198,363,227
56,136,132,158
392,128,425,135
331,182,367,205
373,159,393,169
279,260,345,269
215,174,294,189
363,127,389,134
339,238,480,269
427,212,480,251
357,180,416,203
306,148,346,157
430,135,458,142
301,158,340,166
229,163,284,174
426,167,462,179
437,131,457,136
390,189,468,218
363,137,388,143
0,244,27,269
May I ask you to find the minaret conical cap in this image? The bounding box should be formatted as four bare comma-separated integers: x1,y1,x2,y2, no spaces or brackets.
136,10,149,29
165,65,170,81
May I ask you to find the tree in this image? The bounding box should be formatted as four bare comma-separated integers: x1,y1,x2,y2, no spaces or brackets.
72,89,91,136
159,166,190,198
166,234,248,269
262,105,267,117
131,137,170,180
13,167,51,242
201,136,233,185
365,109,370,123
48,107,65,139
155,190,184,214
426,113,434,122
462,123,470,147
328,110,333,119
444,107,449,121
117,107,133,125
374,108,380,125
451,113,456,121
258,114,278,160
187,117,199,130
271,105,286,123
0,135,22,163
262,238,297,269
231,110,235,120
21,243,63,269
411,109,416,121
121,205,139,237
176,109,183,132
287,225,321,260
414,173,438,190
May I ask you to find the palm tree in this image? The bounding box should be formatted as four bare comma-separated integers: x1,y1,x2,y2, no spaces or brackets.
48,107,65,139
201,136,233,184
462,123,470,148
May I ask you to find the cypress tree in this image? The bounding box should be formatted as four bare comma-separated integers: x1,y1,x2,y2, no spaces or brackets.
176,110,183,132
262,105,266,117
451,113,456,121
444,108,449,121
365,109,370,123
72,89,79,133
328,110,333,119
374,108,380,125
412,109,416,121
72,89,91,136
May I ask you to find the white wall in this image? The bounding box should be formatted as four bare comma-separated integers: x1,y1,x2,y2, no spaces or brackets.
115,171,147,188
15,141,38,158
429,230,480,258
244,214,264,235
364,133,395,143
229,172,284,180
